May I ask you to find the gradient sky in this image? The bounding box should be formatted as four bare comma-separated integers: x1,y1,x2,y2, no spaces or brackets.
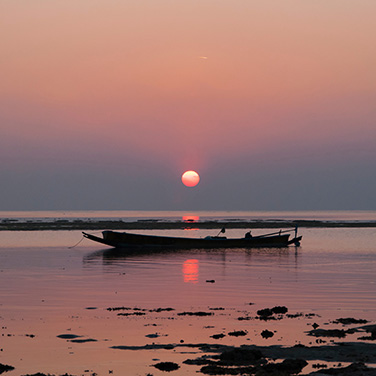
1,1,375,211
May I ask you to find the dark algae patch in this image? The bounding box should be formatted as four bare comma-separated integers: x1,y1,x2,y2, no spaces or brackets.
57,334,82,339
261,329,274,339
333,317,369,325
106,306,148,312
199,347,308,375
69,338,97,343
106,306,175,317
153,361,180,372
177,311,213,316
308,362,376,375
0,363,14,374
211,333,226,339
228,330,248,337
256,308,273,318
21,374,76,376
219,348,264,365
307,329,348,338
117,312,146,316
149,307,175,312
57,334,97,343
270,306,288,314
256,306,288,320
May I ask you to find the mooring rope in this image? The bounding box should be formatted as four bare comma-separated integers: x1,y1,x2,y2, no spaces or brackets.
68,236,85,249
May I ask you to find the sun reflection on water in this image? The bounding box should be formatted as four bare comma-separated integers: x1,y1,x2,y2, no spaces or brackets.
182,215,200,222
182,259,199,283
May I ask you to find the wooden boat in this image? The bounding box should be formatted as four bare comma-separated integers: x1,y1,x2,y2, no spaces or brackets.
83,228,302,249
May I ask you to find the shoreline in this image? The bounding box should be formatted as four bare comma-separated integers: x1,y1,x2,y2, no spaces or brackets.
1,219,376,231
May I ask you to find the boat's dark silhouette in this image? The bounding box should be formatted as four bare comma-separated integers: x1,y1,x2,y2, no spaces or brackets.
83,228,301,250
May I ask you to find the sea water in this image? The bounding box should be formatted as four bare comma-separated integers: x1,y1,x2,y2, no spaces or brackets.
1,209,376,223
0,211,375,375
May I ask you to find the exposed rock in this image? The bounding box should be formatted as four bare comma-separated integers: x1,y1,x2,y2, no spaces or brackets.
358,329,376,341
20,374,75,376
333,318,368,325
69,338,97,343
153,361,180,372
287,313,304,318
211,333,226,339
228,330,248,337
107,306,147,312
256,306,288,321
261,330,274,339
57,334,81,339
260,358,308,375
145,333,160,338
307,329,347,338
271,306,288,314
200,354,307,375
356,324,376,340
237,316,252,321
257,308,273,318
117,312,146,316
183,356,214,366
149,307,175,313
200,364,252,375
177,311,213,316
0,363,15,374
307,362,376,375
219,348,264,365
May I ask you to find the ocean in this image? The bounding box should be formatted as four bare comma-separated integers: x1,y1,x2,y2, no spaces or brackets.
0,210,375,375
1,209,376,222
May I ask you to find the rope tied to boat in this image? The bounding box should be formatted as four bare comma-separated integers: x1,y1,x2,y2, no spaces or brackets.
68,236,85,249
69,230,105,249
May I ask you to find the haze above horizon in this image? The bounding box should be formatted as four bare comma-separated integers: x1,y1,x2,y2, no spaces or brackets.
1,1,375,211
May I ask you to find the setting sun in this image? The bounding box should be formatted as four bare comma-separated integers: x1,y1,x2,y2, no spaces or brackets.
181,170,200,187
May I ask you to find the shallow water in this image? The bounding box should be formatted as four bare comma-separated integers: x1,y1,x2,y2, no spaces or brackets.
1,209,376,222
0,227,375,375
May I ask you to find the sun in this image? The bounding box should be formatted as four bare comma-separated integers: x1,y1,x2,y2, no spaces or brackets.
182,170,200,187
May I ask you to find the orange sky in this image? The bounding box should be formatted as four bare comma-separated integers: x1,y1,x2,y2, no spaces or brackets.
1,1,375,210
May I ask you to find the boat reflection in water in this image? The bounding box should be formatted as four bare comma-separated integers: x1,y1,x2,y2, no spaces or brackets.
182,259,199,283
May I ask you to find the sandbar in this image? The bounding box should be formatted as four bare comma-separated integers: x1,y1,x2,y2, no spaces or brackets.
1,218,376,231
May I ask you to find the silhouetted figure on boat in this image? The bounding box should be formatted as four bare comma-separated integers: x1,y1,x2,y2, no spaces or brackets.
245,231,252,238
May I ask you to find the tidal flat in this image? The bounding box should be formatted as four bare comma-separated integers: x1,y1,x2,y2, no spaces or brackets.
0,227,376,375
1,218,376,231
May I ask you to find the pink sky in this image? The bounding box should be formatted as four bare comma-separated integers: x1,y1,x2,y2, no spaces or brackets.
1,1,375,210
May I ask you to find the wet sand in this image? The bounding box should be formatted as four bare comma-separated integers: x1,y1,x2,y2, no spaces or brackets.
2,304,376,375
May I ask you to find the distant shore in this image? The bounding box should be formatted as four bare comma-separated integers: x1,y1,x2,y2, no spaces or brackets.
1,219,376,231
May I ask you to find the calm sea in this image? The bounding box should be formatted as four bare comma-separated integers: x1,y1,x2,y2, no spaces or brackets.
1,209,376,222
1,210,375,375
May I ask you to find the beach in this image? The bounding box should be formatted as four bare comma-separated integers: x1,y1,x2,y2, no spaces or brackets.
1,212,376,375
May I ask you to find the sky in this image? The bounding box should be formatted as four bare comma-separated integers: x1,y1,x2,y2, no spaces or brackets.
1,0,375,211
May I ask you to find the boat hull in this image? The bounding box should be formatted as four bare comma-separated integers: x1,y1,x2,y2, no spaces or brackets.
83,230,302,249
